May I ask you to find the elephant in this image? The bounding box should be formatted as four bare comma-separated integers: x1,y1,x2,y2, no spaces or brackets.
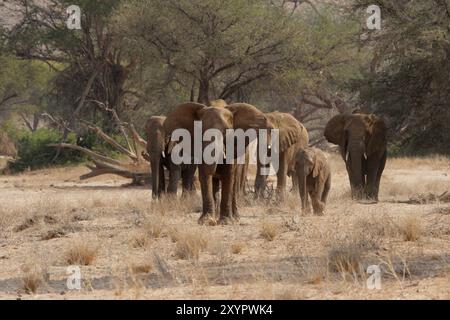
295,147,331,215
163,102,272,225
324,112,387,201
209,99,228,108
145,116,197,199
254,112,309,201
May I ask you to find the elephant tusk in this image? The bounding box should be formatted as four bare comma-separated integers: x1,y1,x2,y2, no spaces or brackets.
162,151,166,158
345,150,350,162
364,152,367,160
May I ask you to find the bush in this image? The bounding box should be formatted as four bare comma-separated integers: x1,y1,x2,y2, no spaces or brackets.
8,128,86,172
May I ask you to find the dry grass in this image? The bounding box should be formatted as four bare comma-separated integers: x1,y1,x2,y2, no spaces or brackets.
21,265,47,294
14,216,39,232
143,215,165,239
399,216,422,242
328,242,363,276
260,221,280,241
388,155,450,170
130,230,151,248
231,243,245,254
65,241,98,266
172,228,208,260
0,158,449,299
130,263,153,274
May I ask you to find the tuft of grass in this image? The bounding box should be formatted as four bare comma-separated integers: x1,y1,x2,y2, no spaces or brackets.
130,230,150,248
231,243,244,255
21,266,47,294
328,243,363,275
173,228,208,260
65,241,98,266
399,216,422,242
260,221,280,241
144,215,165,239
130,263,153,274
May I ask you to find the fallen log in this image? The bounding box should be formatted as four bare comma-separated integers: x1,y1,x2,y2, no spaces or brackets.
48,106,151,185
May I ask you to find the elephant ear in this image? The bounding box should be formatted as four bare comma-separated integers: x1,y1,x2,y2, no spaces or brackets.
266,112,307,152
164,102,207,135
366,115,387,155
164,102,207,154
324,114,347,146
226,103,269,130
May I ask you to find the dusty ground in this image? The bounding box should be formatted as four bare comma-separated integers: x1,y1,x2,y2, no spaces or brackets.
0,153,449,300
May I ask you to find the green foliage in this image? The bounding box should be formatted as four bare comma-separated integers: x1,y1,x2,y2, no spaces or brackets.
0,54,56,121
352,0,450,155
6,128,86,172
77,131,126,159
117,0,306,103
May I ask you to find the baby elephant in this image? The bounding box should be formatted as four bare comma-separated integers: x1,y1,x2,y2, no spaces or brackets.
295,147,331,215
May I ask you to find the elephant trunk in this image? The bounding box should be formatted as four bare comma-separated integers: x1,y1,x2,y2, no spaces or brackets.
298,164,308,211
150,154,161,199
348,140,365,200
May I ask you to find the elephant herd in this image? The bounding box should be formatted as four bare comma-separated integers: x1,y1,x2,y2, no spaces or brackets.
145,100,387,225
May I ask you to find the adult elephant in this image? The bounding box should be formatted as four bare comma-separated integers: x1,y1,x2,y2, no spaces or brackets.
324,112,387,201
254,112,309,201
145,116,197,199
164,102,272,225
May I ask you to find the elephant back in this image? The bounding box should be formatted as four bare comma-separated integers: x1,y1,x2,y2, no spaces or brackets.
266,112,308,152
209,99,227,108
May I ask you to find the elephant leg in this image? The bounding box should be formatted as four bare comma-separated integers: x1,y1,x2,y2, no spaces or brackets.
218,165,235,225
241,156,250,195
309,186,325,216
298,173,310,215
291,173,299,193
276,152,288,202
232,167,240,221
322,175,331,205
213,177,221,219
181,164,197,197
254,161,269,198
168,162,181,196
373,151,386,201
198,167,215,224
365,155,379,201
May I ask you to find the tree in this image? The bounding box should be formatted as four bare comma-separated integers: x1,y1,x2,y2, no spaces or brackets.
351,0,450,154
7,0,136,125
116,0,307,105
0,54,54,130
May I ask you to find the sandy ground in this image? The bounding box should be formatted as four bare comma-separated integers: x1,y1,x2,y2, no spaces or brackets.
0,153,449,300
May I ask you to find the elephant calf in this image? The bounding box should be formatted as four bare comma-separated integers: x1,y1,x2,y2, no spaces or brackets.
295,147,331,215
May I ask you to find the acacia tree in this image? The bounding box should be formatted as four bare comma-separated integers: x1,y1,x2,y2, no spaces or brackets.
117,0,307,105
352,0,450,154
7,0,137,124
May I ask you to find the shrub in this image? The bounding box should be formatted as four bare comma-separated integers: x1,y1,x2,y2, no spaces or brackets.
8,128,85,172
